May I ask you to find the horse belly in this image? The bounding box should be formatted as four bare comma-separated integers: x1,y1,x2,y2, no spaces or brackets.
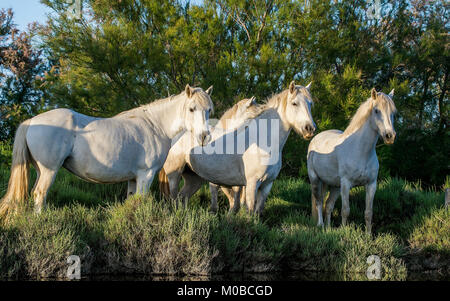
67,125,150,183
310,152,341,186
63,156,136,183
345,163,378,187
188,154,245,186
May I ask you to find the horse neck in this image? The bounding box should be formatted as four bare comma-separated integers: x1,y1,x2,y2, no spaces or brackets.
213,108,255,137
274,101,292,150
218,117,245,133
258,107,292,152
346,119,379,158
277,118,292,152
142,94,186,139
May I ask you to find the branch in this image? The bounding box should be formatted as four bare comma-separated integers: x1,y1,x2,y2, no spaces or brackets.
256,1,273,47
232,7,251,42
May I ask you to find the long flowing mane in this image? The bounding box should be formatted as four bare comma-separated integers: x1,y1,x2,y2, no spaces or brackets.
217,98,264,130
343,93,396,136
342,98,373,136
265,89,288,110
115,88,213,118
216,85,311,129
218,102,239,122
264,86,312,110
114,95,176,118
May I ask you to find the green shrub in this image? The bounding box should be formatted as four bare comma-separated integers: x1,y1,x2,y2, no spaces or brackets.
103,195,216,275
0,205,99,279
409,207,450,254
0,168,447,280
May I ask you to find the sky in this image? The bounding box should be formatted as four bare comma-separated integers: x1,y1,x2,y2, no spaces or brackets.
2,0,206,32
2,0,52,31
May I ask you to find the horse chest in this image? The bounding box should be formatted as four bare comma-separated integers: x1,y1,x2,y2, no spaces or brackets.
343,164,373,186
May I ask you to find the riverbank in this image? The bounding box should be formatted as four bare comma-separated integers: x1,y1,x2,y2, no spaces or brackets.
0,169,448,280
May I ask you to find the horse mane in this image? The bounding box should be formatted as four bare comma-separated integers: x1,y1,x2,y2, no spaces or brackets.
343,92,396,136
264,86,312,109
115,88,214,118
187,88,215,115
114,95,175,118
264,89,288,111
244,101,265,119
214,90,289,130
262,86,311,114
216,98,264,130
218,102,238,123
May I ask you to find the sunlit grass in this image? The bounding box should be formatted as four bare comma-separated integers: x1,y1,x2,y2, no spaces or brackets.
0,155,448,280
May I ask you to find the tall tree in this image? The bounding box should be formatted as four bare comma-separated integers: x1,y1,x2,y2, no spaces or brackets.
36,0,448,185
0,9,47,141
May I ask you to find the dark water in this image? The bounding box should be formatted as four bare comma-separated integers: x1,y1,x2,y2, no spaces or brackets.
5,270,447,281
83,270,449,281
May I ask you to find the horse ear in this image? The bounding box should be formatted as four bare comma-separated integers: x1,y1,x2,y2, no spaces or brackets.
246,96,256,107
305,81,312,90
388,89,394,98
289,81,296,94
371,88,377,100
185,84,193,98
205,85,213,95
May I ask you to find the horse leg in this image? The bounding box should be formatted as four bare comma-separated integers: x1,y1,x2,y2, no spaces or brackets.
229,186,242,213
340,178,351,226
30,160,40,197
219,186,237,213
240,186,246,209
136,167,158,196
209,183,219,213
32,165,58,214
127,180,136,197
311,180,324,227
324,187,340,227
245,180,259,213
365,181,377,234
308,169,320,222
179,171,204,208
167,171,182,201
255,181,273,216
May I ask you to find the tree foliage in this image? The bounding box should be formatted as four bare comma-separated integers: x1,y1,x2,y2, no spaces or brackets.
0,9,48,141
2,0,448,185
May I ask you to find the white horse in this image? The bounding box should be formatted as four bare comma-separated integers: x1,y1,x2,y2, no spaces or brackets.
160,81,316,214
208,97,262,213
0,84,213,218
307,88,396,233
159,96,262,206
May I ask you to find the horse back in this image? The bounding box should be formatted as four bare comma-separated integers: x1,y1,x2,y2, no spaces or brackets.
26,109,98,169
307,129,344,186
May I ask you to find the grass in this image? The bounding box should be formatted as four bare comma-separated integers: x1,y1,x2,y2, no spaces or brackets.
0,140,448,280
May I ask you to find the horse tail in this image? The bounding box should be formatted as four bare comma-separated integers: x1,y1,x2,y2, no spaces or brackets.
158,168,170,198
0,119,32,221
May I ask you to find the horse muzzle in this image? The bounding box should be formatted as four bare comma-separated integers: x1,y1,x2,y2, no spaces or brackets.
198,131,211,146
383,132,396,145
302,124,316,140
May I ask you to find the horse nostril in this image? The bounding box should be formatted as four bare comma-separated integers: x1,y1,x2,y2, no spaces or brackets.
200,131,210,144
305,124,315,134
385,132,396,142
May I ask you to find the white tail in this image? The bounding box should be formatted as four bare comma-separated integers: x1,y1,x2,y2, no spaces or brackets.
0,119,31,220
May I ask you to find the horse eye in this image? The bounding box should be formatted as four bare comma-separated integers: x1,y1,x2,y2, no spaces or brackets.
292,102,298,106
189,108,195,113
374,109,380,114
